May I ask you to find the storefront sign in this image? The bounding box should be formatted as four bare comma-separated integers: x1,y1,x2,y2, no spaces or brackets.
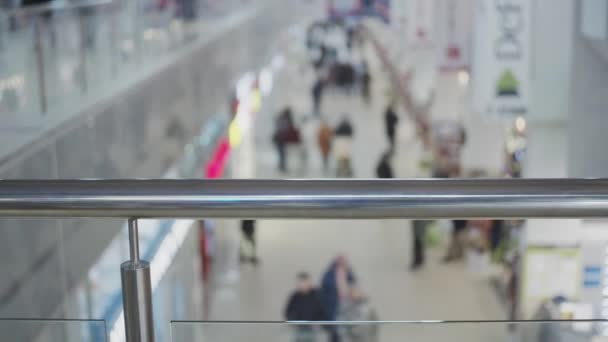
471,0,530,117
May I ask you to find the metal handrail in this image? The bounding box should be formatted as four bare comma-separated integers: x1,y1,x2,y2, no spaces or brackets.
3,178,607,342
0,178,606,218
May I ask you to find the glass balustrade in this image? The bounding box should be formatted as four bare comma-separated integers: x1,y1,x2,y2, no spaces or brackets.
0,0,261,119
170,320,608,342
0,318,106,342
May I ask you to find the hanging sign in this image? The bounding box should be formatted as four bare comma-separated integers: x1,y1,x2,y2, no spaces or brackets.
407,0,434,47
435,0,474,70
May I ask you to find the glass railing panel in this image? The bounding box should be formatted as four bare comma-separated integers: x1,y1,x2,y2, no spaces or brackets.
42,9,86,114
111,1,141,78
81,4,117,99
171,320,607,342
0,11,40,118
0,0,255,120
138,0,178,63
0,318,106,342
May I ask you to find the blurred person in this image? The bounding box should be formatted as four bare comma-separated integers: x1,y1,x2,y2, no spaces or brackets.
315,44,328,69
306,21,322,50
312,78,324,117
334,117,353,137
465,219,493,274
334,63,356,93
317,119,333,171
507,253,520,324
334,117,354,178
345,23,354,51
375,152,393,179
272,108,290,172
384,105,398,149
410,220,428,271
489,220,505,255
240,219,258,264
321,255,356,342
433,167,468,263
273,107,300,173
443,220,467,262
336,158,353,178
337,287,378,342
285,272,325,342
321,256,357,317
360,60,371,103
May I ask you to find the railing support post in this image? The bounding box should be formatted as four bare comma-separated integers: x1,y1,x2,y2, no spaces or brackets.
121,218,155,342
33,17,47,114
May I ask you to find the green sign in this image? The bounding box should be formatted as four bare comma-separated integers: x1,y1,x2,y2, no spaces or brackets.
496,69,519,96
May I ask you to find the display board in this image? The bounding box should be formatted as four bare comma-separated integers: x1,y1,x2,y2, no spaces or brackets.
471,0,530,117
523,246,581,317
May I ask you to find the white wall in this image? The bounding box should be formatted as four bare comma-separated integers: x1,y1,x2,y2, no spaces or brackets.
568,0,608,177
529,0,575,122
523,0,575,180
525,219,582,246
523,122,569,178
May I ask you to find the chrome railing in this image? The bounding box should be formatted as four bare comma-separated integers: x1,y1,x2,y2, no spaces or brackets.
0,178,606,342
0,178,606,218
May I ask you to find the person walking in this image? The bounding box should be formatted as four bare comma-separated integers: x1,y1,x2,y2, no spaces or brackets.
443,220,468,262
273,108,299,173
375,152,393,179
334,117,354,177
320,255,356,342
311,78,324,117
284,272,325,342
317,119,333,171
240,219,258,264
384,105,398,149
410,220,428,270
334,118,353,138
360,61,371,103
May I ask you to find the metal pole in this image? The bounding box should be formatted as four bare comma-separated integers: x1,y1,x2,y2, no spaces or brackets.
109,2,118,78
120,218,154,342
128,218,140,263
33,17,47,114
0,179,606,218
78,9,88,94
